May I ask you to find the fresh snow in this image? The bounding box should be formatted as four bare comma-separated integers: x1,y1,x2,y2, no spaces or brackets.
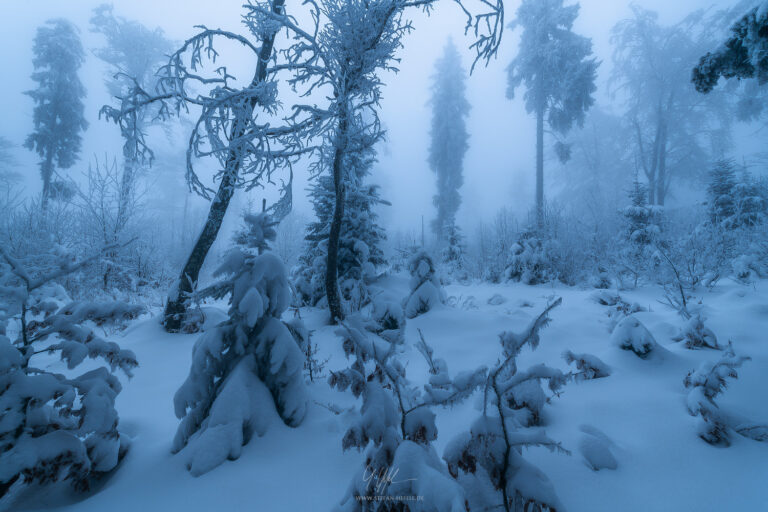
22,276,768,512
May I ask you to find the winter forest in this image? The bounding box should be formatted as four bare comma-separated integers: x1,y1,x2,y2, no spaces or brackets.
1,0,767,510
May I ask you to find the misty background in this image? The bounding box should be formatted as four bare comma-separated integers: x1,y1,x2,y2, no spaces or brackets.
1,0,760,245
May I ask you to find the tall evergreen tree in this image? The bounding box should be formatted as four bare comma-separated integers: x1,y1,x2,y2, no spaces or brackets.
24,19,88,210
507,0,598,228
429,39,470,247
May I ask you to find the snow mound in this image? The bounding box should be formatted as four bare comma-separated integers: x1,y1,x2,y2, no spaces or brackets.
611,315,658,358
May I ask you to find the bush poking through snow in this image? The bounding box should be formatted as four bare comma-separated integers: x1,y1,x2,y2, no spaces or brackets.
0,246,141,505
443,298,569,512
487,293,507,306
404,251,445,318
611,315,657,358
329,318,486,511
672,315,719,349
563,350,611,381
683,343,767,446
172,214,308,476
371,295,406,344
505,237,549,285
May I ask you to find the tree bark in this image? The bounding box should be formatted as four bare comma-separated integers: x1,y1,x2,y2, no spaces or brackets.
325,107,348,325
40,149,54,211
162,0,285,332
535,104,545,230
656,117,667,207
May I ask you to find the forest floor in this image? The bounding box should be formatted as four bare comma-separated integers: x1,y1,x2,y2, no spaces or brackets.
17,276,768,512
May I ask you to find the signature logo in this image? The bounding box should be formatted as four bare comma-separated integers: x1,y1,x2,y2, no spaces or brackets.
362,464,416,494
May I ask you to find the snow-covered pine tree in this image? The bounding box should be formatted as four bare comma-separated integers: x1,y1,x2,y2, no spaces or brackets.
507,0,598,228
692,3,768,94
707,159,738,227
294,140,387,311
429,40,470,253
0,246,142,506
505,233,549,285
172,214,308,476
282,0,503,324
623,177,657,246
404,251,445,318
443,298,569,512
672,315,719,350
440,224,468,280
329,318,486,510
684,343,768,445
733,169,767,228
24,19,88,210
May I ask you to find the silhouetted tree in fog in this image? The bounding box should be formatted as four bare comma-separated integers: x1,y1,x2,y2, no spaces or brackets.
507,0,598,229
91,4,174,227
24,19,88,210
429,39,469,248
611,7,731,207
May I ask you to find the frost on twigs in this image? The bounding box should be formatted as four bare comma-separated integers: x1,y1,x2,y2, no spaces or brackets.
172,214,308,476
328,318,485,511
443,298,569,512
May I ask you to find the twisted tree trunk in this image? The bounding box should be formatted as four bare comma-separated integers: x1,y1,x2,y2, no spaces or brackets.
325,105,348,325
163,0,285,332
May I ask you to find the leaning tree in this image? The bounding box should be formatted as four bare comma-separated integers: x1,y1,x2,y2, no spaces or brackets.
507,0,598,229
102,0,318,331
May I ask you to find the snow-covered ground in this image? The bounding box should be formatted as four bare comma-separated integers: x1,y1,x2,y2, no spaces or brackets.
20,276,768,511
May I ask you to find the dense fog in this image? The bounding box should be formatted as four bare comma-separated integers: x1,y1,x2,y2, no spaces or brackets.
1,0,767,510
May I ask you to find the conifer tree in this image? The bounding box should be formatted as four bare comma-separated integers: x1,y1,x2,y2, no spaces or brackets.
507,0,598,228
707,160,738,227
693,4,768,94
24,19,88,210
429,40,470,247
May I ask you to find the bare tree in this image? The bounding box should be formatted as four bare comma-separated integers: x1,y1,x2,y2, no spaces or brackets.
102,0,316,331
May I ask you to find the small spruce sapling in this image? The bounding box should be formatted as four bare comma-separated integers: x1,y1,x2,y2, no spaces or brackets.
329,318,486,510
563,350,611,381
443,298,569,512
672,315,719,350
404,251,445,319
610,315,658,358
0,246,141,505
172,214,308,476
684,343,768,445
